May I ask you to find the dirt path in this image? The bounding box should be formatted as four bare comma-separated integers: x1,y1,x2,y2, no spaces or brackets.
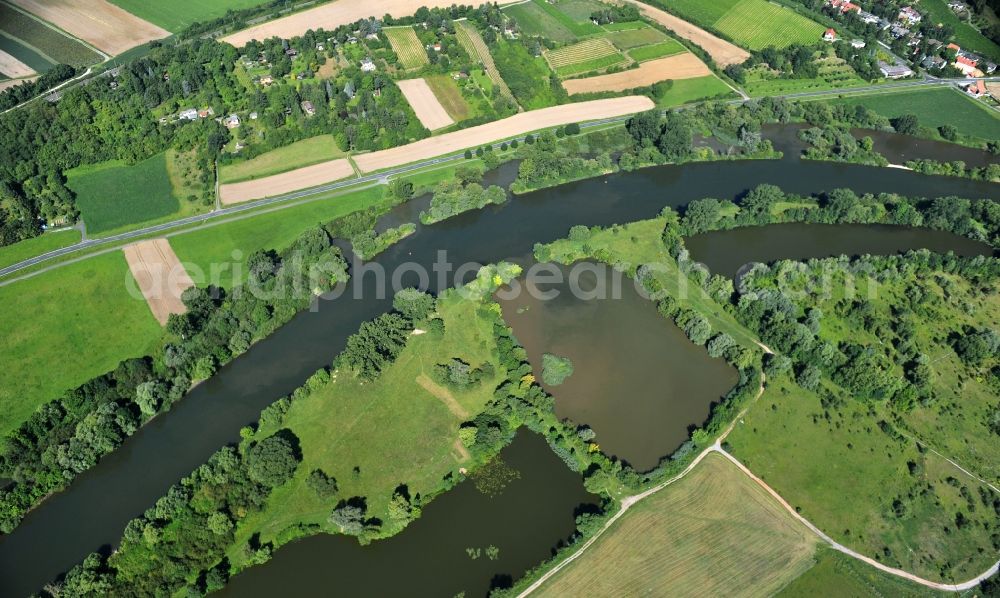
562,53,711,95
519,367,1000,595
11,0,168,56
620,0,749,67
415,373,469,419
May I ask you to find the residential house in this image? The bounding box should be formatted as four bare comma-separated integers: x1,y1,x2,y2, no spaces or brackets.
921,55,946,69
823,28,837,42
878,61,914,78
361,57,376,72
300,100,316,115
316,43,325,51
365,32,379,41
179,108,198,120
224,113,240,129
199,107,214,118
260,75,274,87
964,80,986,97
955,54,980,75
851,39,866,48
898,6,921,24
946,42,961,53
858,10,880,24
249,111,258,120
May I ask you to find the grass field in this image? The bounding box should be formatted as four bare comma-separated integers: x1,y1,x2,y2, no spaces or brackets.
0,3,102,67
0,34,51,72
425,73,472,121
228,291,503,562
605,24,669,49
0,252,162,436
552,0,606,21
67,152,179,235
713,0,826,50
658,0,742,27
544,38,625,77
219,135,347,184
827,87,1000,141
385,26,428,70
918,0,1000,61
532,0,602,36
107,0,268,33
656,75,735,106
628,39,686,61
537,453,818,596
0,229,80,270
504,1,576,42
779,547,950,597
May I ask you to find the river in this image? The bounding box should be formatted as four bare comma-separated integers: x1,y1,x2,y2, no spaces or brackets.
1,150,998,596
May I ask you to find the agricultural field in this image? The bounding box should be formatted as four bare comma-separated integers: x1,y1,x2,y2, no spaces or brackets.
219,135,347,184
424,73,473,122
227,291,504,561
744,53,866,95
552,0,607,22
712,0,826,50
605,23,669,49
107,0,268,33
0,3,103,68
0,251,162,436
532,0,602,37
620,0,750,66
456,20,515,103
536,453,818,596
505,1,576,42
826,87,1000,142
655,0,742,26
385,26,429,70
544,38,625,77
627,39,686,62
562,53,711,94
66,153,180,235
10,0,168,56
398,78,455,130
655,74,735,106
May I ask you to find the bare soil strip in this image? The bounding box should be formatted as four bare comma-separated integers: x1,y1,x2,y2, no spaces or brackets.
620,0,750,67
562,54,711,95
416,373,469,418
0,50,35,79
11,0,168,56
218,158,355,204
223,0,523,47
398,78,454,130
0,76,38,92
122,238,193,326
353,96,655,172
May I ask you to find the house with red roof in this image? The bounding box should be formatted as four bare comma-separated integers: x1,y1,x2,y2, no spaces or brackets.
823,28,837,42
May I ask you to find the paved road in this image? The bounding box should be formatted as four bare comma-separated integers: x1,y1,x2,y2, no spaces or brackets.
4,74,998,281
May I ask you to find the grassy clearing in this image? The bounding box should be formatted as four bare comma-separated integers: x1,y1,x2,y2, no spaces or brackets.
826,87,1000,141
728,369,1000,582
537,453,818,596
539,218,761,349
628,39,686,62
228,291,503,562
106,0,267,33
656,75,735,107
67,152,179,235
504,2,576,42
385,26,428,69
552,0,607,21
219,135,347,184
532,0,602,36
713,0,826,50
779,547,949,597
0,229,80,270
425,74,472,121
918,0,1000,61
606,24,669,49
0,252,162,436
0,3,102,67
